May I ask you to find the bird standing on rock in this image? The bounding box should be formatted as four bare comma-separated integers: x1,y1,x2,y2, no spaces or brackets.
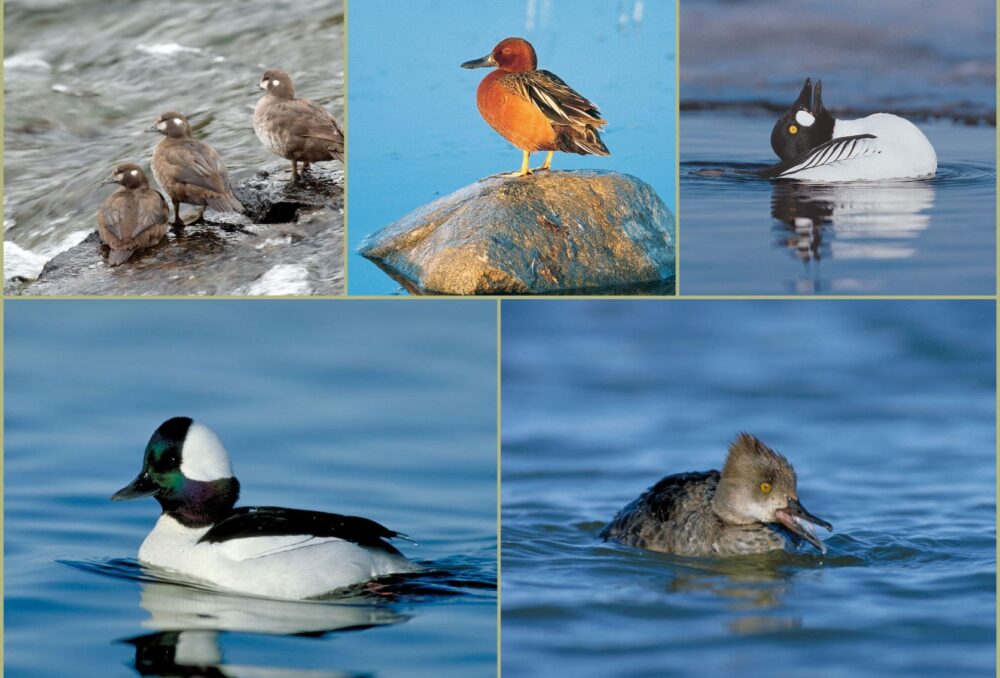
97,163,169,266
462,37,610,177
253,69,345,182
149,111,244,227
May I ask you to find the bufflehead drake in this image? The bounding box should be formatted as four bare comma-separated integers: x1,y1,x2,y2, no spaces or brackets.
758,78,936,181
112,417,419,599
600,433,832,556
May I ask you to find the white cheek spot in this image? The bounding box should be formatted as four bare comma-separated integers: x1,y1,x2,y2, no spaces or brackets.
156,120,168,131
130,169,139,176
172,117,183,126
180,421,234,481
260,80,268,89
795,110,816,127
271,79,280,88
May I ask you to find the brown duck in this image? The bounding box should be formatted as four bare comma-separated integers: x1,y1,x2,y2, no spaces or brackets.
253,69,345,181
149,111,244,226
97,163,170,266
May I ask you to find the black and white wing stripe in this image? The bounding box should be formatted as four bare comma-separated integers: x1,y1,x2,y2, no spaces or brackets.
757,134,880,179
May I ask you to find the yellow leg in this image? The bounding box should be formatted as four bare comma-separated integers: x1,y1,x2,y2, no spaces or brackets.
535,151,554,172
502,150,532,178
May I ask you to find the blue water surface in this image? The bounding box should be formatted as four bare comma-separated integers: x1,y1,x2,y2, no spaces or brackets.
5,300,497,678
501,300,996,677
348,0,675,295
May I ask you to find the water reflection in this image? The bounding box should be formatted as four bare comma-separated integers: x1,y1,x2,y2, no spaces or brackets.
769,180,935,293
121,581,408,677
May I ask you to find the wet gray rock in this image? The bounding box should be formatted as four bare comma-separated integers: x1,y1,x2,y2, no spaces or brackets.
6,165,344,296
359,170,675,295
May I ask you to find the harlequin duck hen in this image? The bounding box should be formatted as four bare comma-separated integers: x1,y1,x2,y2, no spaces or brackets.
462,37,609,177
97,163,169,266
601,433,832,556
253,69,345,182
149,111,244,226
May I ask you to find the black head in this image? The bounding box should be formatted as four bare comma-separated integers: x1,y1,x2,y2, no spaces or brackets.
259,69,295,99
770,78,835,161
104,162,149,190
149,111,193,139
112,417,240,527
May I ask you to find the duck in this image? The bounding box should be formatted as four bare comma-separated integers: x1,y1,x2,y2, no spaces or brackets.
149,112,244,226
462,37,609,177
112,417,420,599
757,78,937,181
253,69,345,182
97,163,169,266
600,433,832,556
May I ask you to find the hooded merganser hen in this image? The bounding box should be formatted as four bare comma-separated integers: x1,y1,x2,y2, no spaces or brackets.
112,417,420,599
600,433,832,556
253,69,345,182
149,112,244,226
97,163,170,266
758,78,937,181
462,37,610,177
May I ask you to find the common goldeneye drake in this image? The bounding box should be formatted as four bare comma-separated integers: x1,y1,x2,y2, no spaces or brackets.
600,433,832,556
758,78,937,181
112,417,420,599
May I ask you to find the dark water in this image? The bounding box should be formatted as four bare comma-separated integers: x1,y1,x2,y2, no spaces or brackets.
5,300,497,677
502,300,996,676
680,114,996,294
3,0,345,294
348,0,675,295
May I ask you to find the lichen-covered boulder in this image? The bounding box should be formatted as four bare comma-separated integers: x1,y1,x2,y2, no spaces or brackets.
359,170,675,295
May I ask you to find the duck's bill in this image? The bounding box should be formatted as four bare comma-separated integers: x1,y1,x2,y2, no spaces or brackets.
461,54,496,69
112,471,157,501
776,497,832,554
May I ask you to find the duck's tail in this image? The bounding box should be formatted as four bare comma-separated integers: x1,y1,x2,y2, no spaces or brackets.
555,124,610,157
108,248,135,266
208,192,244,214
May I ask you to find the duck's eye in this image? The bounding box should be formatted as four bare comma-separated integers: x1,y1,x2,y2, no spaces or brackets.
788,125,798,135
760,481,772,494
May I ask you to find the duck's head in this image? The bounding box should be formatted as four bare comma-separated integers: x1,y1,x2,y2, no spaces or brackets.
113,417,240,527
148,111,192,139
462,37,537,73
258,69,295,99
102,163,149,190
770,78,835,162
711,432,832,553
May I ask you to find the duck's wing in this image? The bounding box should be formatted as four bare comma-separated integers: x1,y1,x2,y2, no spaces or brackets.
600,470,720,541
132,190,170,237
163,141,231,195
98,193,127,241
757,134,879,179
506,69,606,127
198,506,406,555
277,100,345,160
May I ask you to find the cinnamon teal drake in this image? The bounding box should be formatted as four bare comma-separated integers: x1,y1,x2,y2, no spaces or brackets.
253,69,345,182
600,433,832,556
462,37,609,177
97,163,170,266
149,111,244,226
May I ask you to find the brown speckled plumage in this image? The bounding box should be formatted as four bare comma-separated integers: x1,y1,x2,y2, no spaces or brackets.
97,163,169,266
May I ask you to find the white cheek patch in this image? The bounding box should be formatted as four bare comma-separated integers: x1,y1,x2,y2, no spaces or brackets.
130,169,139,176
180,421,235,481
260,80,268,89
172,117,183,126
156,120,168,131
795,110,816,127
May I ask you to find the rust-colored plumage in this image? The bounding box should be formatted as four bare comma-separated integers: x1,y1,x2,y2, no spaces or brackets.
462,37,609,177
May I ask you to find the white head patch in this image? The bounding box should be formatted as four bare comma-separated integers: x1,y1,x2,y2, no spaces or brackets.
271,79,280,88
795,110,816,127
156,120,168,131
130,169,139,176
260,80,268,89
180,421,234,481
172,117,183,126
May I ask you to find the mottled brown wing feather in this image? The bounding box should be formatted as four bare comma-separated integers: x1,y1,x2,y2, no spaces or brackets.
507,69,606,127
98,193,127,242
132,190,170,237
164,141,231,195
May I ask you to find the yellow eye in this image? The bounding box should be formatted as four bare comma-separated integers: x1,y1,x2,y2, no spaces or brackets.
789,125,798,135
760,482,772,494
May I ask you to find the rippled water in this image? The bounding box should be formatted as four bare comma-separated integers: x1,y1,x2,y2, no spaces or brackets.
347,0,675,295
3,0,345,294
501,300,996,676
5,300,497,677
680,114,996,294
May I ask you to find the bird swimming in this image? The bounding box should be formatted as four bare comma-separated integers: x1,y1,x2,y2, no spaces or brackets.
253,69,345,182
600,433,832,556
757,78,936,181
97,163,169,266
149,111,244,226
112,417,420,599
462,37,609,177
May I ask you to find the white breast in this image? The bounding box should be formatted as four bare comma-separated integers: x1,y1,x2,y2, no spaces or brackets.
138,514,420,599
786,113,937,182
